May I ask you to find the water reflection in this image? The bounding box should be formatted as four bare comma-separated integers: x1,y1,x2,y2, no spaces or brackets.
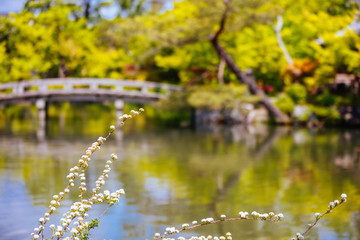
0,124,359,240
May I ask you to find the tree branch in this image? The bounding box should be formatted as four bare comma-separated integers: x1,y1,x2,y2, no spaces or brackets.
209,0,230,41
274,15,293,65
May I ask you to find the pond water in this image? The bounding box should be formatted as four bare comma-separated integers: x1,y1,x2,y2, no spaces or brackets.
0,121,359,240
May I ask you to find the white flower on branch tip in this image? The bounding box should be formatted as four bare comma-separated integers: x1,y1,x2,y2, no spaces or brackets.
239,211,249,219
341,193,347,202
328,201,335,209
296,232,304,240
165,227,177,233
182,223,189,229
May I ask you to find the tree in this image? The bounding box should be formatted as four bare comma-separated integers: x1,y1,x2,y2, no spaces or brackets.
208,0,288,122
103,0,289,121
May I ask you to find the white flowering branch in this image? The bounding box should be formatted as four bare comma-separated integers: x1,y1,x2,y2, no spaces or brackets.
154,211,284,240
292,193,348,240
31,108,144,240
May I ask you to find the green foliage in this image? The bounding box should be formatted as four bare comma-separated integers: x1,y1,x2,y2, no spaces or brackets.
78,218,100,240
310,105,341,124
186,85,260,110
148,92,192,128
0,0,359,124
274,93,295,114
226,25,285,88
0,0,358,86
284,83,307,103
315,92,337,107
312,31,360,85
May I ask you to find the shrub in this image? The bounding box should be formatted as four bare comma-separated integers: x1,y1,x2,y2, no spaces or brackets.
315,91,337,106
274,93,295,115
309,105,341,125
285,83,307,104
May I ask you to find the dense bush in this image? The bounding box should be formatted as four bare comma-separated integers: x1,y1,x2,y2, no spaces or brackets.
274,93,295,115
285,83,307,104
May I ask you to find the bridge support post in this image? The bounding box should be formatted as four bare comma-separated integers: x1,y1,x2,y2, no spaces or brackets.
36,98,47,140
115,99,124,141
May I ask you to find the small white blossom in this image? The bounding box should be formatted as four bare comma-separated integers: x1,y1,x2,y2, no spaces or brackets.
341,193,347,202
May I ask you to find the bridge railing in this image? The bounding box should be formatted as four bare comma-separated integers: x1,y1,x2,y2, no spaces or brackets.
0,78,182,101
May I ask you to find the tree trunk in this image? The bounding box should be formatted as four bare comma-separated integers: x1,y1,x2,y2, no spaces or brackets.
274,15,293,65
210,39,288,122
83,0,91,19
58,56,66,78
217,57,226,85
208,0,289,123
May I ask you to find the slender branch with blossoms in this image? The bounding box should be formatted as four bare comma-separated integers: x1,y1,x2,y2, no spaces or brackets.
153,193,348,240
153,211,284,240
30,108,144,240
292,193,348,240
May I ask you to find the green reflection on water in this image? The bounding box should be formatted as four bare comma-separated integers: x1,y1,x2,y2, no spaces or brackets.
0,116,359,239
112,127,360,239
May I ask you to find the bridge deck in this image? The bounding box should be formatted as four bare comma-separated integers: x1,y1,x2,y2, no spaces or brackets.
0,78,182,105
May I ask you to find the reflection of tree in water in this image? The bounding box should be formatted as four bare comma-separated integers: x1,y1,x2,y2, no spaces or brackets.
333,130,360,172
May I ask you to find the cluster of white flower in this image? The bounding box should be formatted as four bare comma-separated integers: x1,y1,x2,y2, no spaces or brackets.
92,154,117,195
314,212,321,220
79,172,87,195
31,109,144,240
341,193,347,202
201,217,215,224
162,232,232,240
56,200,92,238
327,193,347,213
166,227,179,234
250,211,284,221
238,211,249,219
182,223,190,229
294,232,304,240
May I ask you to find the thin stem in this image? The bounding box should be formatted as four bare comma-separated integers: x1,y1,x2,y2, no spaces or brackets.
293,194,348,240
156,216,282,240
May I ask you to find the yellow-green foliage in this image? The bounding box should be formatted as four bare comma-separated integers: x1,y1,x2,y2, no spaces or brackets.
274,93,295,114
187,85,260,110
0,0,359,112
310,105,340,123
285,83,307,104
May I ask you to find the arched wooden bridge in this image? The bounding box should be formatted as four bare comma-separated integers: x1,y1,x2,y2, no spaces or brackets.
0,78,183,139
0,78,182,105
